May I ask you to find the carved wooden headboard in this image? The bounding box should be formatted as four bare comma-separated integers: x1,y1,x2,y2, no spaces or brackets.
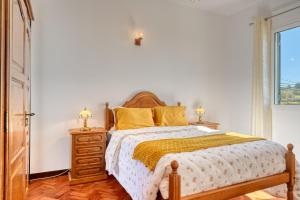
105,91,181,130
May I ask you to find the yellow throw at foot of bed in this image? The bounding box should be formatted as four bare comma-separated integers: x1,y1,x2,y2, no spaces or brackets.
132,132,265,171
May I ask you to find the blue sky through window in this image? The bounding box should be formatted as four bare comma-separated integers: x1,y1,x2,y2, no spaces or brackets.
280,26,300,85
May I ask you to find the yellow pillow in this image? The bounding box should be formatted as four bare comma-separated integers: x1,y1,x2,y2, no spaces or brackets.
153,106,188,126
115,108,155,130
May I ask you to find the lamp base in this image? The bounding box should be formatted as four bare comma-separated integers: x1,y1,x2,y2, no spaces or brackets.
80,127,91,131
198,115,203,123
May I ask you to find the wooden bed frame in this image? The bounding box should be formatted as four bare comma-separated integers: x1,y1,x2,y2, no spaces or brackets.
105,91,296,200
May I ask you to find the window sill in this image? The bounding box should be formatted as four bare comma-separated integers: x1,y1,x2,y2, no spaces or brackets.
272,105,300,112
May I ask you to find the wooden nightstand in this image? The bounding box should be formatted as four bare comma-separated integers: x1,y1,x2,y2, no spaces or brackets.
190,121,220,130
69,128,107,185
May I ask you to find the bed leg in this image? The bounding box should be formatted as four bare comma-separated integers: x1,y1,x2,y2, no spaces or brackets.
169,161,181,200
286,144,295,200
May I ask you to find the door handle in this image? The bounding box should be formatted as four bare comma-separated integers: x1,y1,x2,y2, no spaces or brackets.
25,113,35,117
25,113,35,127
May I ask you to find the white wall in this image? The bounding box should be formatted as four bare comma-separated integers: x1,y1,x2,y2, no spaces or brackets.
31,0,230,173
224,8,256,134
273,106,300,161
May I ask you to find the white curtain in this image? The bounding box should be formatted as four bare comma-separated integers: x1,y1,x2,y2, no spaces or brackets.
251,17,272,139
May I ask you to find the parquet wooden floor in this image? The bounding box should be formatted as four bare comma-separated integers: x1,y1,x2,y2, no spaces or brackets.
26,175,130,200
26,175,284,200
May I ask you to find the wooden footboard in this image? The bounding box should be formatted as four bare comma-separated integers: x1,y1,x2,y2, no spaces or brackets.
169,144,296,200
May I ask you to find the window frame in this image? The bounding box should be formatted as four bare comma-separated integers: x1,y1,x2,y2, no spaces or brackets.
273,21,300,107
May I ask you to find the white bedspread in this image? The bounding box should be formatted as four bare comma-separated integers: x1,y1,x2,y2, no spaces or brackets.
105,125,300,200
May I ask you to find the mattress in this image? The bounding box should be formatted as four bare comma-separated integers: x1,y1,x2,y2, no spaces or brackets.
105,125,300,200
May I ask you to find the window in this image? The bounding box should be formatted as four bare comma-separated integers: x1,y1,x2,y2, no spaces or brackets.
275,25,300,105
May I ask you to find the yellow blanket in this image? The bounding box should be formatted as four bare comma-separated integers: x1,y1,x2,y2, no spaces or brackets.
132,132,265,171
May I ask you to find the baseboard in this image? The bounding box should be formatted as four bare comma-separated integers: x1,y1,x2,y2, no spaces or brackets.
29,169,69,180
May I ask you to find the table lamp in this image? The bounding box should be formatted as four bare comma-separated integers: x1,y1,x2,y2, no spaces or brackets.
80,107,92,131
196,107,205,123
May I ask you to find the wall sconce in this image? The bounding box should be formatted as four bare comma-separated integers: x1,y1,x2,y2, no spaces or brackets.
134,32,144,46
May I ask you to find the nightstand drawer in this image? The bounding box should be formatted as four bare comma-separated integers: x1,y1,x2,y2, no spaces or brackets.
75,134,105,145
75,145,104,156
75,166,105,177
75,156,104,167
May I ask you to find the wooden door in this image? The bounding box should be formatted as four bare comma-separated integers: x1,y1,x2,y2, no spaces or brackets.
24,23,31,189
5,0,32,199
0,0,7,199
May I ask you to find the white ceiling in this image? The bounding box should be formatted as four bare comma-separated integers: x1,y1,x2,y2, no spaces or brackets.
169,0,299,16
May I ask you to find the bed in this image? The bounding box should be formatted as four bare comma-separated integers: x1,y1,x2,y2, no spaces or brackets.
104,91,299,200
